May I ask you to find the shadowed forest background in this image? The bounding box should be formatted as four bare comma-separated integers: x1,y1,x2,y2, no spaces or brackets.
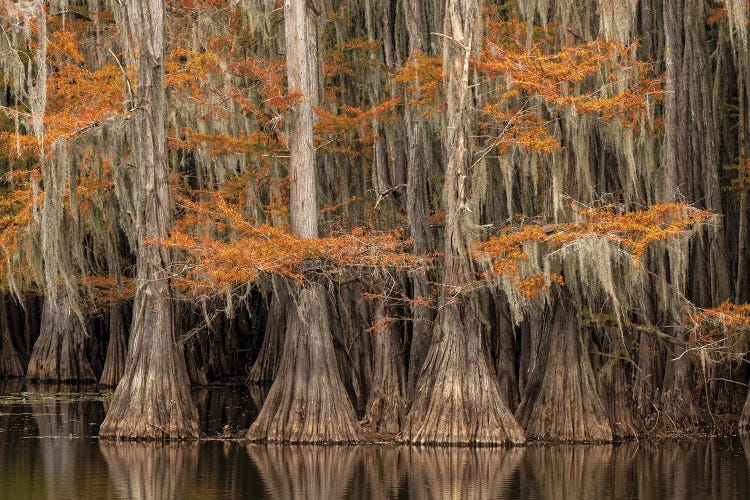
0,0,749,444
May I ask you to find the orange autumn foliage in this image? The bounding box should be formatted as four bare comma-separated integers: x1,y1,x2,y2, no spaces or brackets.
160,191,423,297
477,16,661,153
688,302,750,358
474,203,711,298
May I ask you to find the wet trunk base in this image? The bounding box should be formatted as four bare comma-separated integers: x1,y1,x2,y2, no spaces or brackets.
0,334,24,378
403,301,525,445
247,282,362,444
0,297,23,378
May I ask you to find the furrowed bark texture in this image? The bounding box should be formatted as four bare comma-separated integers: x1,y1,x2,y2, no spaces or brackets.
403,0,436,401
27,294,95,383
515,295,613,442
364,302,407,433
0,298,23,378
99,0,199,440
246,0,362,443
247,285,287,383
246,283,362,443
99,304,128,387
403,0,524,445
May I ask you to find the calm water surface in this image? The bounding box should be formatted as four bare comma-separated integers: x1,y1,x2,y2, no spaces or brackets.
1,380,749,499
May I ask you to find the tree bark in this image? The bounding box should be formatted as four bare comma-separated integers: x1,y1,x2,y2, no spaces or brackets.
247,284,287,383
364,302,407,433
515,293,613,442
27,293,95,383
247,282,362,443
99,0,199,440
329,281,372,414
403,0,524,445
491,292,520,411
99,304,129,387
246,0,362,443
0,297,24,378
403,0,436,402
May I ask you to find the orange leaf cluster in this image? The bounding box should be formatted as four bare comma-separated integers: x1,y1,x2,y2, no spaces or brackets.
77,275,136,312
159,190,420,296
688,301,750,343
394,51,444,111
474,17,661,153
0,171,35,283
474,203,710,296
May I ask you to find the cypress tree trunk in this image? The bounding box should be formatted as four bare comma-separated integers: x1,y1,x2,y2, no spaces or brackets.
329,281,373,414
99,0,199,440
246,0,362,443
0,297,23,378
247,284,286,384
247,282,362,442
491,292,520,411
99,304,128,387
403,0,436,402
515,293,612,442
27,293,95,383
364,302,407,433
403,0,524,445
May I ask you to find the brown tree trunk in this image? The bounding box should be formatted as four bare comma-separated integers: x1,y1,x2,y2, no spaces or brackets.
0,297,24,378
27,293,95,383
247,284,287,383
99,304,128,387
663,0,732,306
491,292,520,411
403,0,523,446
99,0,198,439
595,330,637,438
247,282,362,443
515,294,613,442
403,0,436,402
660,339,701,428
246,0,362,443
364,302,407,433
329,281,372,414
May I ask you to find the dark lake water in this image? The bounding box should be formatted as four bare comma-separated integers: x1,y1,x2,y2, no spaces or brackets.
1,380,749,499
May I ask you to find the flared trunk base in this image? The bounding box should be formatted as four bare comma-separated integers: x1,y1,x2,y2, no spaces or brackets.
247,283,362,444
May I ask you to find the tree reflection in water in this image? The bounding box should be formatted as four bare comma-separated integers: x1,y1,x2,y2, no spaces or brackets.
100,442,199,500
404,446,524,500
27,383,108,499
247,444,361,499
4,385,750,499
